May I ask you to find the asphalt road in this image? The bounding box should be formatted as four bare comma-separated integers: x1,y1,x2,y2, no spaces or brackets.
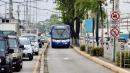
47,48,115,73
14,55,38,73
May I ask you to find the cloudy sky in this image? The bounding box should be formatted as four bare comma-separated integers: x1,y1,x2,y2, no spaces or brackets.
0,0,57,22
0,0,130,22
106,0,130,17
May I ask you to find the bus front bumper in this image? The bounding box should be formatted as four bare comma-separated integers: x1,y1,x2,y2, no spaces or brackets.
51,42,70,47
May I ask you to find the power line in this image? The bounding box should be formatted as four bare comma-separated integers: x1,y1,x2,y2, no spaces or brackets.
0,0,58,13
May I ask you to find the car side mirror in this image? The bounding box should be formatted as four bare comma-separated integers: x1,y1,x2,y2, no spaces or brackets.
19,45,24,48
38,39,40,42
8,49,14,53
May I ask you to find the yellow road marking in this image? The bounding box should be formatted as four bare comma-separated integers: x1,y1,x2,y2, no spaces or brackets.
33,43,48,73
33,55,41,73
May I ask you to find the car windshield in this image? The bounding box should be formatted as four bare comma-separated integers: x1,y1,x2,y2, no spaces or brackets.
23,36,37,42
8,38,18,48
0,40,6,52
19,38,30,45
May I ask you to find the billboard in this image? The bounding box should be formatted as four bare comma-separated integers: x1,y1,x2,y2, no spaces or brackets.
86,18,93,32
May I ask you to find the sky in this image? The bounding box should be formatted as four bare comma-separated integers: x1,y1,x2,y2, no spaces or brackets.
0,0,57,22
0,0,130,22
106,0,130,18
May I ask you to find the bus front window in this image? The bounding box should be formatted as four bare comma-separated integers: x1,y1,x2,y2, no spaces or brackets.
52,29,69,39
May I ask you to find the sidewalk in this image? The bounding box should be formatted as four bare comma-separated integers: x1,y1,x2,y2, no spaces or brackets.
73,46,130,73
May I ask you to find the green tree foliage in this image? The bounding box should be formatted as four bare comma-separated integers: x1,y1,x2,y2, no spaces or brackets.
56,0,107,45
56,0,107,27
37,14,62,32
49,14,62,25
56,0,75,23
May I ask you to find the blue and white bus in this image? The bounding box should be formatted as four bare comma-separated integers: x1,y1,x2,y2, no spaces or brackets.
50,25,70,48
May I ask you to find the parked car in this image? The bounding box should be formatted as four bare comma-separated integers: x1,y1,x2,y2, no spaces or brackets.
40,36,48,43
125,39,130,50
21,34,39,55
0,36,13,73
7,35,23,72
19,37,33,60
118,38,127,43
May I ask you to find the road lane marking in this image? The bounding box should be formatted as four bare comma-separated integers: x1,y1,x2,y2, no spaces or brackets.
63,57,69,60
33,55,41,73
33,43,48,73
33,48,43,73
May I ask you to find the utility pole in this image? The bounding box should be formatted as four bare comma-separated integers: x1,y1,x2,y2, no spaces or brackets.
5,3,7,23
17,5,20,25
24,0,26,25
17,5,20,36
9,0,13,19
35,0,38,29
26,0,29,27
33,1,35,27
29,0,32,26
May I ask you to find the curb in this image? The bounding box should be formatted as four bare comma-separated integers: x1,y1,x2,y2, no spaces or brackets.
40,43,49,73
33,43,49,73
73,47,130,73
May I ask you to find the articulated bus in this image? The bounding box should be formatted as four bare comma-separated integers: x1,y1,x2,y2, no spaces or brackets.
50,25,70,48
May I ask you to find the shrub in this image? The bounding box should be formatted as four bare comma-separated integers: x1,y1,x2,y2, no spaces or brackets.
80,45,86,51
116,51,130,67
87,46,93,54
90,47,104,56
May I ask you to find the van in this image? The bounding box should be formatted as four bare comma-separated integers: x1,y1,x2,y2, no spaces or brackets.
0,36,13,73
7,35,23,71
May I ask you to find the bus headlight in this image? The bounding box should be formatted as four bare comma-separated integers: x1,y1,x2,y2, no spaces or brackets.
66,39,70,42
52,39,60,42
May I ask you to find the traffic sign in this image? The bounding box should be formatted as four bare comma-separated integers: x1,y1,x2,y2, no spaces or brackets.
111,11,120,20
110,28,119,38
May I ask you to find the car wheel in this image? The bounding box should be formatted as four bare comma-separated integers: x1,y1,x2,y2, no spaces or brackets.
29,54,33,60
9,67,13,73
35,52,39,55
15,63,21,72
20,61,23,69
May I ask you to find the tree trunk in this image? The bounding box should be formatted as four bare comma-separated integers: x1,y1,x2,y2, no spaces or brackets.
74,17,80,46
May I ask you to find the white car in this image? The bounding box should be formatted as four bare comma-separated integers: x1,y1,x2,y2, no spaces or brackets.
19,37,33,60
21,34,39,55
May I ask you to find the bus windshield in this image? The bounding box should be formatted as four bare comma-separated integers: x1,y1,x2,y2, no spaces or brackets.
52,29,70,39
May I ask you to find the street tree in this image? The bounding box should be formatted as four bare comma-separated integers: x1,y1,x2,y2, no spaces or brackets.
55,0,107,46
